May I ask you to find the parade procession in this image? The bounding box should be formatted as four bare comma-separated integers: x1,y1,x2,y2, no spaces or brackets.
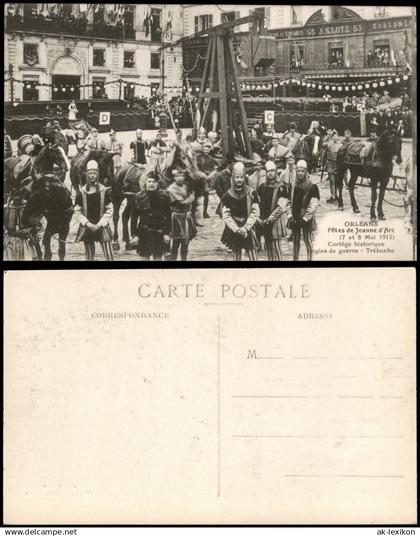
4,4,416,262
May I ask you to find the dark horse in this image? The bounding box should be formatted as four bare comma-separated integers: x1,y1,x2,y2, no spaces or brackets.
4,144,71,260
21,176,73,261
70,149,115,191
292,132,323,173
337,130,402,219
4,142,69,200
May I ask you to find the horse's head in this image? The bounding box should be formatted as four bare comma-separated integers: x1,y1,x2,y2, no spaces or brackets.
379,129,402,165
33,143,68,178
90,149,115,186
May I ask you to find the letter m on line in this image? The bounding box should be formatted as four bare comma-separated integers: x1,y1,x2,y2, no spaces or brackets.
247,349,258,359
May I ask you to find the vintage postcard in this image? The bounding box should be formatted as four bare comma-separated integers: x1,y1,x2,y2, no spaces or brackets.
4,4,416,262
4,268,416,524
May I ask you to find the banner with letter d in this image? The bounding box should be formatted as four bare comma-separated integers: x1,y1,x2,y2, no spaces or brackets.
99,112,111,126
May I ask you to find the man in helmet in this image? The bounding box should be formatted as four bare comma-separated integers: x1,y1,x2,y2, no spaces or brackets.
221,161,260,261
73,159,114,261
287,159,320,261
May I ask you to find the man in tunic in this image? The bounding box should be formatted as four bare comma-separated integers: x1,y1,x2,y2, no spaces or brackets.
104,129,123,174
84,128,105,151
149,130,170,169
196,140,218,219
324,130,343,206
74,160,114,261
167,168,197,261
221,162,260,261
130,129,148,165
268,135,293,167
256,160,289,261
287,159,320,262
133,173,171,261
283,122,301,151
279,156,297,191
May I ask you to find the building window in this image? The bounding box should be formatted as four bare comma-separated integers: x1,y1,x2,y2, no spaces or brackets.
221,11,240,23
124,82,136,102
93,5,105,24
22,78,39,101
151,52,160,70
124,51,135,69
372,40,391,67
92,77,106,98
124,6,135,40
23,44,39,66
150,8,162,42
374,6,389,18
23,3,37,20
250,7,268,32
329,42,344,69
151,82,160,96
194,14,213,33
93,49,106,67
290,43,304,72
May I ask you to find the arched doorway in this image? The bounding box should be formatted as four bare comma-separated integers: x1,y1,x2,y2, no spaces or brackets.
51,56,82,101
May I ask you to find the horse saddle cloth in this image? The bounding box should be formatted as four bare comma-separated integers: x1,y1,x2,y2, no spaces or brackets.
14,155,31,180
345,142,366,163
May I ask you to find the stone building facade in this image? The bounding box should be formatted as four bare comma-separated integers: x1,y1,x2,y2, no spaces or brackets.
4,3,183,102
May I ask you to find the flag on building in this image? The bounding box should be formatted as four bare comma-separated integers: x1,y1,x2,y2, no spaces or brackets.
390,47,396,67
164,10,173,40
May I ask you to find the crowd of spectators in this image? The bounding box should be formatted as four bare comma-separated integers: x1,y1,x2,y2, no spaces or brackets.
125,90,199,128
366,107,412,136
366,48,393,68
5,7,126,40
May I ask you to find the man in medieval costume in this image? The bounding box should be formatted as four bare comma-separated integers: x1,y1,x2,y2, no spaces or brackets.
283,122,301,151
84,128,105,151
287,159,320,262
196,140,218,219
74,160,114,261
256,160,290,261
130,129,148,165
221,162,260,261
104,129,123,174
133,173,171,261
167,168,197,261
268,135,294,168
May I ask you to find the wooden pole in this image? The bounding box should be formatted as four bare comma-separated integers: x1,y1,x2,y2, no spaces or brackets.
227,37,252,158
216,33,230,157
9,64,14,104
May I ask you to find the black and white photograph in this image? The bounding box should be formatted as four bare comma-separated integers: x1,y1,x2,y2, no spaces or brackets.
3,4,417,261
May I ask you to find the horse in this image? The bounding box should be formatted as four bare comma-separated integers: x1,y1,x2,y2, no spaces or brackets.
20,175,74,261
111,163,146,250
292,132,323,173
4,144,71,261
337,129,402,219
53,129,69,156
69,148,114,191
4,142,69,202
